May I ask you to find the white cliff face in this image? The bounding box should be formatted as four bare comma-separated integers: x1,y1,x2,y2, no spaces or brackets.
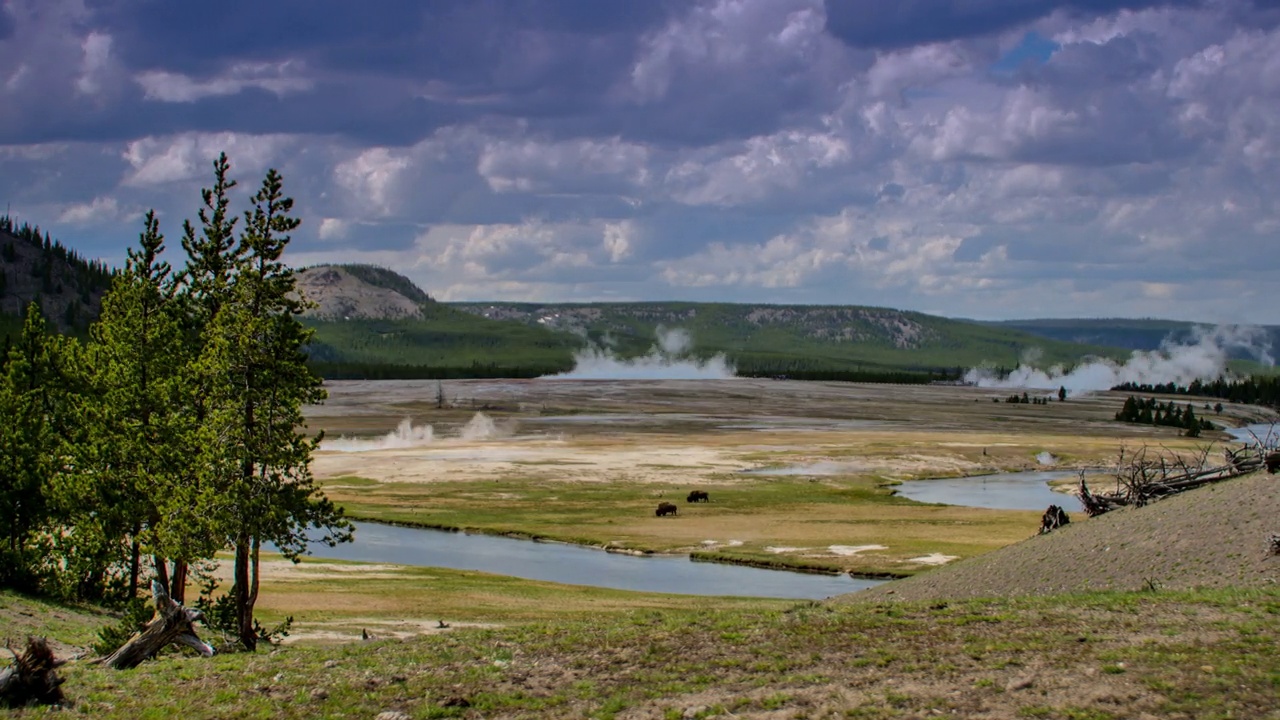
295,266,424,320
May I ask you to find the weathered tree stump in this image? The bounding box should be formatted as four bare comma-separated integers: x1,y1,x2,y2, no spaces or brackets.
1039,505,1070,534
102,580,214,669
0,637,66,708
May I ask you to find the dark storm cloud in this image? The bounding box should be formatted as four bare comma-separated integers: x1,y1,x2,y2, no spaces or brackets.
15,0,676,146
94,0,673,75
823,0,1204,49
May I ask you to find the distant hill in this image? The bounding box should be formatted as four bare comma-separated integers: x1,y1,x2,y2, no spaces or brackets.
0,216,114,336
985,318,1280,356
2,235,1167,380
450,302,1127,375
296,264,582,377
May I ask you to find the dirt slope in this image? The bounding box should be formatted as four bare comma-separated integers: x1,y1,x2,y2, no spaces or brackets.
843,470,1280,604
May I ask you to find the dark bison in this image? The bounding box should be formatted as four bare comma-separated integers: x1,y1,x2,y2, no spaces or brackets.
686,490,709,503
655,502,678,517
1266,451,1280,474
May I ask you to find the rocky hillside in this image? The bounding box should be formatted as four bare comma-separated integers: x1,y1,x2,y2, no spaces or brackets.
295,265,429,320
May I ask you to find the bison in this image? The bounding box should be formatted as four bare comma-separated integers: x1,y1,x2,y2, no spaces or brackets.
1266,451,1280,474
655,502,678,517
686,490,709,503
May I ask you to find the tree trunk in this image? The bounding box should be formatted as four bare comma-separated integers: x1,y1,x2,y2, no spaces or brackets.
0,637,66,708
234,535,256,651
101,580,214,670
127,530,141,600
152,554,169,595
170,559,188,605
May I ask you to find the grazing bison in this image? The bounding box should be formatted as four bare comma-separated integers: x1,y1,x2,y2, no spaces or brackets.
655,502,678,517
1266,451,1280,474
686,490,709,503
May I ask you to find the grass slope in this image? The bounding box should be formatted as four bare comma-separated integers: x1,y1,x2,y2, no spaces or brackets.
850,470,1280,604
304,303,582,377
6,584,1278,718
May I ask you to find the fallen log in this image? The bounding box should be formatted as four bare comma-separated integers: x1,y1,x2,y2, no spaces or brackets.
101,580,214,669
0,637,66,708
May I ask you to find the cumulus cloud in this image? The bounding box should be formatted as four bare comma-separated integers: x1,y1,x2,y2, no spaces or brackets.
58,196,123,225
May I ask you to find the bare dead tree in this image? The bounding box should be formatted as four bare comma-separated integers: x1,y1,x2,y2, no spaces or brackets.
0,637,66,708
1080,441,1264,516
101,580,214,669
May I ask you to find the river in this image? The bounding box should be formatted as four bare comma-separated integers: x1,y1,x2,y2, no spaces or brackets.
300,521,884,600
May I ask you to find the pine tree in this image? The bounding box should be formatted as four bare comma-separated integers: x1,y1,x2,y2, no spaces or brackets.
77,211,203,601
195,166,350,650
1183,403,1201,438
0,304,65,590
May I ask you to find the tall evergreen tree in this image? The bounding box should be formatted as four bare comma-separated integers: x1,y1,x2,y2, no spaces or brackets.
0,304,75,590
195,166,350,650
77,212,205,600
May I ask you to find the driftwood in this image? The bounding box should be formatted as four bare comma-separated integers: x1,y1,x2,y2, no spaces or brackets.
1079,442,1271,517
0,637,66,708
1039,505,1070,534
101,580,214,669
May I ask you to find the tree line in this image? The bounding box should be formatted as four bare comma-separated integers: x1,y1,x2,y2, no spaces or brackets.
1112,377,1280,410
1114,396,1215,437
0,154,349,651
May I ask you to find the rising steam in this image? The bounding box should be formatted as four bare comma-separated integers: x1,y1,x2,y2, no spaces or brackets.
549,327,736,380
965,325,1275,393
323,413,506,452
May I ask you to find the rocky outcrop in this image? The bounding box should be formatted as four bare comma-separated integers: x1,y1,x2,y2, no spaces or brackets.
295,266,424,320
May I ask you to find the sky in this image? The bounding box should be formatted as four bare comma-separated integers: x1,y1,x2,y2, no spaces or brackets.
1,0,1278,324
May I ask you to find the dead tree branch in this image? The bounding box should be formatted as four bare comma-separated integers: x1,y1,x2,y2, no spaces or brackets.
102,580,214,670
1080,442,1266,517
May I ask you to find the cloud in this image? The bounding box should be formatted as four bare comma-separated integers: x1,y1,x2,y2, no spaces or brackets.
135,60,313,103
58,196,124,225
2,0,1279,325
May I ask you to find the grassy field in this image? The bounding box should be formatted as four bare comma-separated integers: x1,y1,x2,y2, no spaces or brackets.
6,581,1279,719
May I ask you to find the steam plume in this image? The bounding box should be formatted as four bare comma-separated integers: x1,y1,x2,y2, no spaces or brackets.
965,325,1274,393
549,327,736,380
323,417,434,452
323,412,507,452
